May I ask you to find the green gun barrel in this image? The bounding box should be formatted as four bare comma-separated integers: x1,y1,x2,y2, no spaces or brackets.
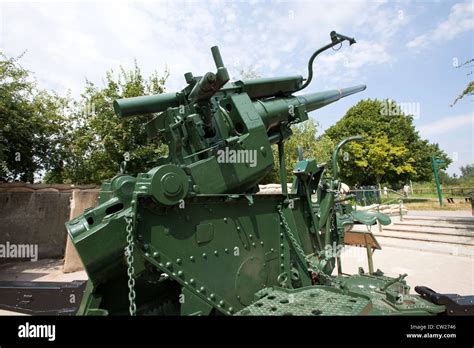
254,84,366,131
113,92,180,118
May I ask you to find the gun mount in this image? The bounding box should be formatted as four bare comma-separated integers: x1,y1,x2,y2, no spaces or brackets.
65,32,458,316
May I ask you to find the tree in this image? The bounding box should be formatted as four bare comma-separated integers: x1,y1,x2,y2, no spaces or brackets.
262,119,335,183
0,52,68,182
45,63,170,184
438,170,458,186
460,164,474,178
324,99,451,187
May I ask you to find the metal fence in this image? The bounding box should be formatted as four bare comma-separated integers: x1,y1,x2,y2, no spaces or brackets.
351,186,381,206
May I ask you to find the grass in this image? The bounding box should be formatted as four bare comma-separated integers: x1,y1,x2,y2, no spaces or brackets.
354,196,472,211
403,200,472,211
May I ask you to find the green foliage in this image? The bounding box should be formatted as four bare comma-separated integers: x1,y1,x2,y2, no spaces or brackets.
451,81,474,106
460,164,474,178
438,170,458,186
0,52,68,182
324,99,451,187
47,63,169,184
457,164,474,186
411,163,474,189
262,119,334,183
451,58,473,106
0,51,169,184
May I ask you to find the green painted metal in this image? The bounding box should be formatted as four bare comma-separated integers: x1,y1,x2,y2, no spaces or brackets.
66,32,447,316
431,155,444,207
332,136,362,180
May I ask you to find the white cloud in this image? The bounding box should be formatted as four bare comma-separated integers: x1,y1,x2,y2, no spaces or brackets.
0,0,407,96
407,0,474,50
418,113,474,137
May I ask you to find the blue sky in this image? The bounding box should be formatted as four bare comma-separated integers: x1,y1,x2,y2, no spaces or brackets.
1,0,473,175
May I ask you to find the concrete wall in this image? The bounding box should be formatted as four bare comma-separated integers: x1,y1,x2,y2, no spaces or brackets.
63,189,100,272
0,183,99,262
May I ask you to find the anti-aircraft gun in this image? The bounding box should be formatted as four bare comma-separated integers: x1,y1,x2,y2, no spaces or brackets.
66,32,461,316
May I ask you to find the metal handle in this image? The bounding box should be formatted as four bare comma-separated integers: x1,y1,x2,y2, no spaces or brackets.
332,136,363,180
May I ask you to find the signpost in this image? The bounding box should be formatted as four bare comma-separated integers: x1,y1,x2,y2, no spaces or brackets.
431,155,444,207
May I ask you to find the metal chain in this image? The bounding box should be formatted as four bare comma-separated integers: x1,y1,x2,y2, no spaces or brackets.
278,207,307,260
278,206,332,283
125,215,137,316
331,211,337,234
